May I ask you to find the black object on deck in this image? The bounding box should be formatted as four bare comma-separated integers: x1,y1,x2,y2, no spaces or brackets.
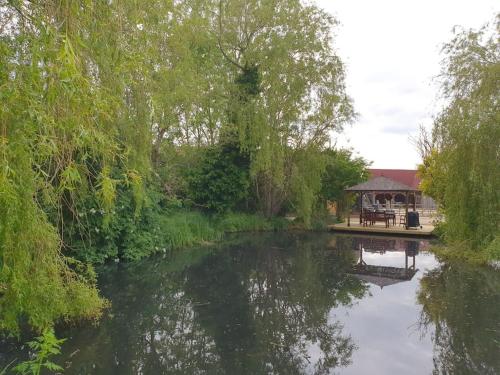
407,211,420,228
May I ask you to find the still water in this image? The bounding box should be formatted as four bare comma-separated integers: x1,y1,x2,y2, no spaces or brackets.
1,232,499,374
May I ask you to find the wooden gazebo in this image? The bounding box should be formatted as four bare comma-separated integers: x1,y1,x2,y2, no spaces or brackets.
345,176,419,230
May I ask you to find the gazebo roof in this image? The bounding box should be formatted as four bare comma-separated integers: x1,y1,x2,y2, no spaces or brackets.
345,176,418,192
369,169,420,190
350,264,417,288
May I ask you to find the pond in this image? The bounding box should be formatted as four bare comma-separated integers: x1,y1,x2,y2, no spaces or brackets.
1,232,499,374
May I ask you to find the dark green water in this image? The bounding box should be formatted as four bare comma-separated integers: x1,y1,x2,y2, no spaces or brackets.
1,232,499,374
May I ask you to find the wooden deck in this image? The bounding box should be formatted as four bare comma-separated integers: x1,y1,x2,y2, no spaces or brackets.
329,221,435,237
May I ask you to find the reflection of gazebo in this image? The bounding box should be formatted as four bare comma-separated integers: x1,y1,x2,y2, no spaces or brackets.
345,176,419,230
352,266,416,288
353,237,420,256
349,244,417,289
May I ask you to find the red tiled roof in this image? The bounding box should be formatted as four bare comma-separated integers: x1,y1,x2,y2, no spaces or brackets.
369,169,420,190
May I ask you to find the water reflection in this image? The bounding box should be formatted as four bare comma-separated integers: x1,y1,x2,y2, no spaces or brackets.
418,261,500,374
57,233,369,374
1,233,499,375
349,236,424,289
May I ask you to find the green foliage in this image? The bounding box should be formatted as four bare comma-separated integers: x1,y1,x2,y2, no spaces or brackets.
235,65,261,97
484,235,500,261
417,150,447,205
419,14,499,253
320,148,370,219
187,143,251,213
217,212,288,232
120,210,220,262
430,220,447,240
215,0,355,218
430,243,490,265
0,158,106,334
289,147,328,227
61,173,216,263
0,0,143,333
12,330,65,375
320,149,370,203
66,190,287,262
119,211,288,261
64,179,162,263
0,0,354,336
430,233,500,264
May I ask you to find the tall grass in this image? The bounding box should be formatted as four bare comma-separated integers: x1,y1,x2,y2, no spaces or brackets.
159,212,223,250
132,211,289,261
216,212,288,232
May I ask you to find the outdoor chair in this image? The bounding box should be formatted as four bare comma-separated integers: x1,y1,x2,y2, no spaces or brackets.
385,210,396,226
399,214,406,227
372,210,390,228
362,209,373,226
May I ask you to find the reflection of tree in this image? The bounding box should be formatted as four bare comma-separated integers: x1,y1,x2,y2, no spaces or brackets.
417,262,500,375
56,248,225,374
184,234,367,374
55,233,367,374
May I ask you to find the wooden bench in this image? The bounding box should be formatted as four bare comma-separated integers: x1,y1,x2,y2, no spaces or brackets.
363,210,396,228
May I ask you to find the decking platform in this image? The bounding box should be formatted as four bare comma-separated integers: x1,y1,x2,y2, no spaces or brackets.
329,221,435,237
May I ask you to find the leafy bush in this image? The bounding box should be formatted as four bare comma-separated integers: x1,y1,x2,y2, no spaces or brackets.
121,211,288,261
123,211,221,261
319,148,370,220
67,197,289,263
13,330,65,375
64,181,159,263
187,143,251,213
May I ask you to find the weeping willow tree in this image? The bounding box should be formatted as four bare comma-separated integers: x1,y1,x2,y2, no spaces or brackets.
0,0,217,334
0,1,158,333
418,14,499,255
214,0,354,224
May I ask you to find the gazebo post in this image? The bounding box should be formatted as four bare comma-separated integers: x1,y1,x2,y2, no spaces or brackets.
359,192,363,224
347,192,351,227
412,192,416,211
405,191,409,230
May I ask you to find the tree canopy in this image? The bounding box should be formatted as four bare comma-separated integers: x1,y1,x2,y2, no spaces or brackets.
0,0,357,334
417,14,499,256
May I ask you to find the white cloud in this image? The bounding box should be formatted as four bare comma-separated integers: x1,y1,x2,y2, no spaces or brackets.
316,0,498,168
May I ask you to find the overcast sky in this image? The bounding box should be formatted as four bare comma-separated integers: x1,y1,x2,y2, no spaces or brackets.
314,0,498,169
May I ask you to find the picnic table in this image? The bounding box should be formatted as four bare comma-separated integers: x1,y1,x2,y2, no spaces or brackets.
362,209,396,228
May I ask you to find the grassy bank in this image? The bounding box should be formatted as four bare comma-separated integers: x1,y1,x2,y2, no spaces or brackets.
119,211,290,262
